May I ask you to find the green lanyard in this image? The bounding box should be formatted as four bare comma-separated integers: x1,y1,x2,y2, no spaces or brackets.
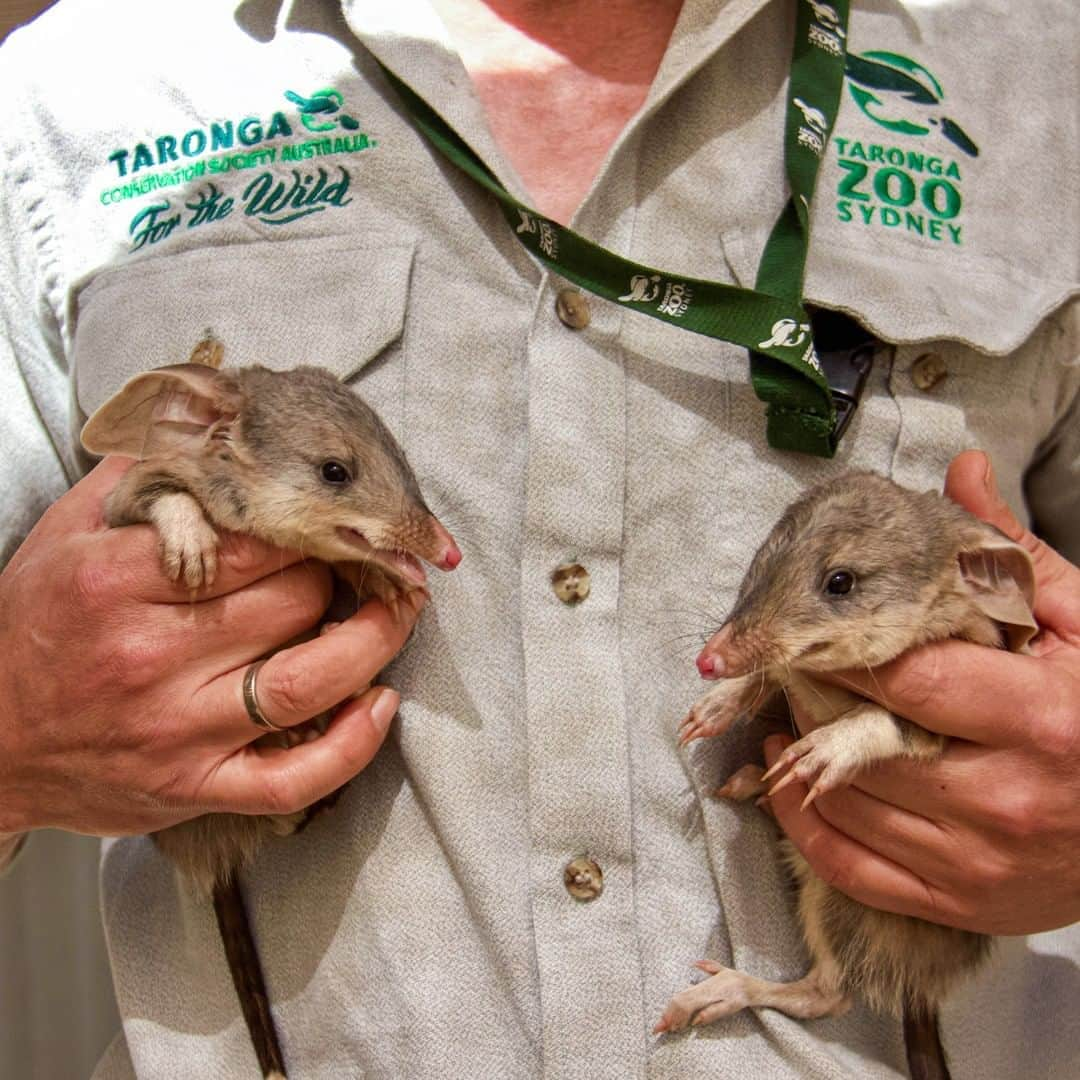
379,0,851,456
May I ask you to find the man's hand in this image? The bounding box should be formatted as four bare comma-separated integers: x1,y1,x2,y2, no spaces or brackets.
764,450,1080,936
0,457,423,837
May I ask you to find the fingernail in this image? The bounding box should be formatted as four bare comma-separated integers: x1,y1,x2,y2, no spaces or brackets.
368,686,400,734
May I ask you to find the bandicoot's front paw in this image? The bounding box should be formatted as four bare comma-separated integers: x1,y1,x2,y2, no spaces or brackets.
678,675,765,746
160,518,219,589
761,725,863,809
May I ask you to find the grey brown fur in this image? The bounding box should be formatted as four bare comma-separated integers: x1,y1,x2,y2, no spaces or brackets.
81,352,459,1079
90,362,455,890
659,472,1037,1079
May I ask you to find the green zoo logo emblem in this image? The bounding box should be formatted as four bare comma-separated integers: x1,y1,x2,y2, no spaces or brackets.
285,89,362,133
834,51,978,247
845,51,979,158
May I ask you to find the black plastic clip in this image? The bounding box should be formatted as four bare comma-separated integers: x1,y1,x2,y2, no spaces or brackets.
809,308,877,445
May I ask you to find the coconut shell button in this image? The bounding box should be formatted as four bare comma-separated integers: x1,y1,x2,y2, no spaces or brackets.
564,856,603,901
555,288,591,330
552,563,591,604
910,352,948,391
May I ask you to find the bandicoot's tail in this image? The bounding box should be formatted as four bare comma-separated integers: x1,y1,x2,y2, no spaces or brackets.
903,1007,951,1080
212,876,288,1079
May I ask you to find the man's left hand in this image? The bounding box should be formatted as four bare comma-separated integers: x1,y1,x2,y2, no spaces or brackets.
764,450,1080,936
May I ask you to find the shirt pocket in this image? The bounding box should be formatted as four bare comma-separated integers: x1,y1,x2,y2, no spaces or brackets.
71,232,415,451
722,221,1076,518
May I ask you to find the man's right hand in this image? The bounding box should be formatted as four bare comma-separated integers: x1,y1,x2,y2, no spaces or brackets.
0,457,421,838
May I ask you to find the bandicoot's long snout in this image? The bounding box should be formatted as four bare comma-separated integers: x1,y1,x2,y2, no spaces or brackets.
696,624,758,679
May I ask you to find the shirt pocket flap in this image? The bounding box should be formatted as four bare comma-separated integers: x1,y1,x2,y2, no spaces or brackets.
724,221,1076,358
73,233,415,417
804,241,1078,358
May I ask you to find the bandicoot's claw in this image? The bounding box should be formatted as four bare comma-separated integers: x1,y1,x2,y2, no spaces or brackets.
761,744,804,782
767,770,799,798
760,758,784,783
800,787,822,812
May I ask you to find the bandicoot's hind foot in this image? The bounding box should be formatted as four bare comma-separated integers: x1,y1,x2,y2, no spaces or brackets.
679,674,768,745
654,962,754,1032
654,960,852,1033
714,763,767,801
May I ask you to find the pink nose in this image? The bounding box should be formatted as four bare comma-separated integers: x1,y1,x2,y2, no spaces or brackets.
695,648,721,673
696,624,735,679
696,651,724,679
429,517,462,571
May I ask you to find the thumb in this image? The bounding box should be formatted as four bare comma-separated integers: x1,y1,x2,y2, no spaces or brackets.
34,455,134,538
945,449,1080,634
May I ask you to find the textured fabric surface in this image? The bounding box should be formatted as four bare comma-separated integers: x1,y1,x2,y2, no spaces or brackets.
0,1,1077,1078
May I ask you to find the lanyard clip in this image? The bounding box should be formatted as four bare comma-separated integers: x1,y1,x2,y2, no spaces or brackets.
810,308,877,444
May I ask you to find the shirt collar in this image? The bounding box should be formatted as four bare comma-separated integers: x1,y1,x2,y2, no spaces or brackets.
338,0,777,209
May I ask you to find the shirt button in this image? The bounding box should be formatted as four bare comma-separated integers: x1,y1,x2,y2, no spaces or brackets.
551,562,591,604
555,288,591,330
564,856,604,901
910,352,948,391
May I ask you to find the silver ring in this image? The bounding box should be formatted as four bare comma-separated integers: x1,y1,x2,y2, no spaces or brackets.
242,659,287,732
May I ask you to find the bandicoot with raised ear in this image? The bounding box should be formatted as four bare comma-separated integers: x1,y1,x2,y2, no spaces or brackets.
82,342,461,1080
655,472,1037,1080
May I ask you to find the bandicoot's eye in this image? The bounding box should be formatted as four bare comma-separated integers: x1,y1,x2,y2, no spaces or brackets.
823,569,856,596
320,460,351,485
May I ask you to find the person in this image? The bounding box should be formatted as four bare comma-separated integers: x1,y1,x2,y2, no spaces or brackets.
1,0,1078,1076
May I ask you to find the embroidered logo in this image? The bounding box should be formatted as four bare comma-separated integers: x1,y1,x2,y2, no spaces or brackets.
834,52,979,248
845,52,979,157
100,88,375,211
284,89,362,133
127,167,355,251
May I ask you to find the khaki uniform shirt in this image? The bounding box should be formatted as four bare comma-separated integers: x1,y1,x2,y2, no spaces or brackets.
1,1,1077,1077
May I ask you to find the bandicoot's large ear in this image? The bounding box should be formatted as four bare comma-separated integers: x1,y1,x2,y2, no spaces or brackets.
81,363,242,459
958,525,1038,652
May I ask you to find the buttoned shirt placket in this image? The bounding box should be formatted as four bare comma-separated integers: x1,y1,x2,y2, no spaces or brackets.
345,3,777,1074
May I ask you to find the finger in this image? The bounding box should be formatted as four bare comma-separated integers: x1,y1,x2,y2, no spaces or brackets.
763,736,963,926
200,592,424,740
821,638,1047,745
945,450,1080,632
810,783,969,885
90,521,314,603
156,560,334,667
209,686,400,815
